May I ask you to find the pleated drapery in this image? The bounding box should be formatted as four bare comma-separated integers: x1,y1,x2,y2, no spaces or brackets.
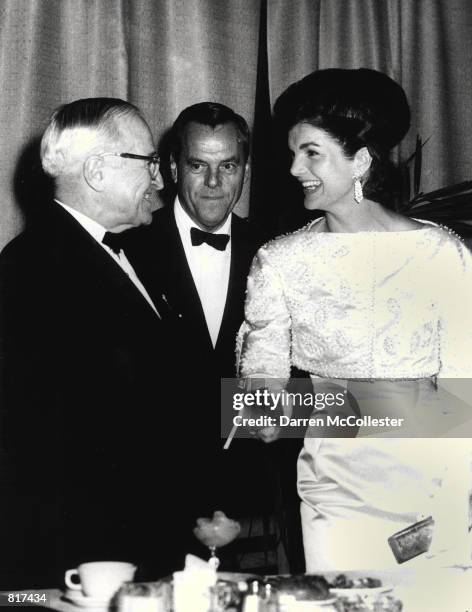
0,0,471,248
267,0,472,199
0,0,261,247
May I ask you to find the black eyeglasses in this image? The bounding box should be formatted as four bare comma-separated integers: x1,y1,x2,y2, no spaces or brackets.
102,152,160,178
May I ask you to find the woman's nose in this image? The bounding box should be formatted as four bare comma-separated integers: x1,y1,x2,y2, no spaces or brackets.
290,155,305,178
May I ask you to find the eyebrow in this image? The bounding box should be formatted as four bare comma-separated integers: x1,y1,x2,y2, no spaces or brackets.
299,142,321,150
186,155,241,163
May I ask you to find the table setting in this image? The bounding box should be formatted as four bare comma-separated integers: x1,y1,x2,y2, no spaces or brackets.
2,510,472,612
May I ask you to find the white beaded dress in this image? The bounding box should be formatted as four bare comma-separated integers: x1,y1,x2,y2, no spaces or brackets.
238,218,472,571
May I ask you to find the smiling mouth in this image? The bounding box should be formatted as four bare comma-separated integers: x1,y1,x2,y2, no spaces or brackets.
301,180,322,193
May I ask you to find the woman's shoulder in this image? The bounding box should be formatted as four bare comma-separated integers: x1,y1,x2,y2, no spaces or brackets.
412,218,466,244
393,215,425,230
408,219,472,271
383,212,466,248
257,218,323,255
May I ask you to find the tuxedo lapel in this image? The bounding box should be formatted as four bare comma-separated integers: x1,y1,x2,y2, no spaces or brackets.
159,208,214,354
84,238,161,324
215,214,256,372
216,221,239,353
218,217,250,335
44,203,162,326
126,207,259,374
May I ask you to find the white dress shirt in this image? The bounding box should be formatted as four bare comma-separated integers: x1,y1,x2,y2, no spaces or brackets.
55,200,160,318
174,197,231,347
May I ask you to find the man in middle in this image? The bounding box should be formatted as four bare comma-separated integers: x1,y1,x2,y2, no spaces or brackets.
127,102,270,530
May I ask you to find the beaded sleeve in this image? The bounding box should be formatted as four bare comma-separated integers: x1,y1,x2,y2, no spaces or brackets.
237,246,291,388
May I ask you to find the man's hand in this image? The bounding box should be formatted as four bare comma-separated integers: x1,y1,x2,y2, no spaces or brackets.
253,425,281,443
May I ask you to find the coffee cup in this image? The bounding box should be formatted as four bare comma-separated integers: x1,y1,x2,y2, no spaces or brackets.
65,561,136,599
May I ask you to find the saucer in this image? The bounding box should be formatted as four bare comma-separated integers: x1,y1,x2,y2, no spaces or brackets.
62,589,111,609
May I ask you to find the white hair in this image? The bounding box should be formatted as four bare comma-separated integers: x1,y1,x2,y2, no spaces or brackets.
40,98,144,178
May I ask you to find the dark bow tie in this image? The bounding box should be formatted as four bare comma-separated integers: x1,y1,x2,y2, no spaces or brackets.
102,231,127,255
190,227,230,251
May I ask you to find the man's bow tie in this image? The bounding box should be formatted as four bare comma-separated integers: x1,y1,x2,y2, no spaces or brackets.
190,227,230,251
102,231,127,255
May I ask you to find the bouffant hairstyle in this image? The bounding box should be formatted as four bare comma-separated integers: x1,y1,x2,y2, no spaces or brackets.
273,68,411,207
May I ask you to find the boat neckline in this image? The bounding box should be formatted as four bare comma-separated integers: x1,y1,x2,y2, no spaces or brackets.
307,217,439,234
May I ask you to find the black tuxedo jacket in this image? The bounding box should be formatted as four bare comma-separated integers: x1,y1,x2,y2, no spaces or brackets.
0,202,177,584
124,206,268,519
126,205,261,380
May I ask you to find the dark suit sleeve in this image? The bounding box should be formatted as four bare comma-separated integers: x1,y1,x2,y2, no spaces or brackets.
0,241,66,587
0,244,60,485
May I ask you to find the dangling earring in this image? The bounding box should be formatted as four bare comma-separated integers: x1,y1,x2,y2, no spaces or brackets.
353,174,363,204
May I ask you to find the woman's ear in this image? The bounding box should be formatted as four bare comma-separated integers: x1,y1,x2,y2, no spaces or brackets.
353,146,372,178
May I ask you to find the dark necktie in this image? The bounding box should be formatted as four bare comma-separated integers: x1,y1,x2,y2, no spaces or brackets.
190,227,230,251
103,231,127,255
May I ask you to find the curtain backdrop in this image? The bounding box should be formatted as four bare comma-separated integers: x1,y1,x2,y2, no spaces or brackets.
1,0,472,248
0,0,261,248
267,0,472,199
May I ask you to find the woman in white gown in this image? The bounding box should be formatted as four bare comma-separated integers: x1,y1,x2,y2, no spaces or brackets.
238,69,472,572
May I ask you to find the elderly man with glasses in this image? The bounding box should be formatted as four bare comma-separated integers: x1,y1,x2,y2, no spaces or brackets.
0,98,179,588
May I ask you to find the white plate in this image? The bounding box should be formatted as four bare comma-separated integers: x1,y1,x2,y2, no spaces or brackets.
330,585,392,598
62,589,111,609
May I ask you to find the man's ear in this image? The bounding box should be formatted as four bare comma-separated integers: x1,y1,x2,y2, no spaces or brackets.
83,155,105,192
243,161,250,184
353,147,372,178
170,155,178,183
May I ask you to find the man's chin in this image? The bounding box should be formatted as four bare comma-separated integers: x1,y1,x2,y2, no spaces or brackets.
138,203,155,225
199,218,228,232
198,209,233,231
140,213,153,226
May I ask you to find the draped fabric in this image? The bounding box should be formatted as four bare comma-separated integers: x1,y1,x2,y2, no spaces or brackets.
0,0,261,248
267,0,472,198
0,0,471,247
